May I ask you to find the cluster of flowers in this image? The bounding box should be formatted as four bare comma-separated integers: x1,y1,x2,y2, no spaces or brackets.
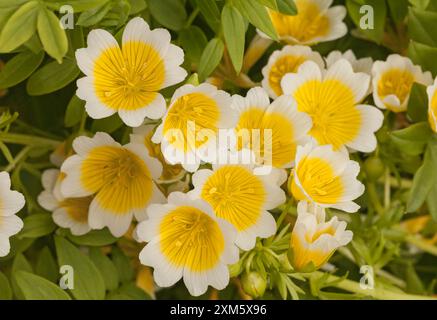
1,0,437,297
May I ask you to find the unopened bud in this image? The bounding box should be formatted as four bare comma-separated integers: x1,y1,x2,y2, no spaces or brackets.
241,271,267,298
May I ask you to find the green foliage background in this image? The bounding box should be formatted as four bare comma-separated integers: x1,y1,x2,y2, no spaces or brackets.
0,0,437,300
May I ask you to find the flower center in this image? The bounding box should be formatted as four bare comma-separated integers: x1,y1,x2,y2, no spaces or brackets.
93,41,165,111
159,206,225,271
269,55,307,96
201,165,265,231
80,146,153,214
377,69,414,109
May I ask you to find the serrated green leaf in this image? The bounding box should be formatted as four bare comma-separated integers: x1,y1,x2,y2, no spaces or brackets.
198,38,224,81
233,0,278,41
37,8,68,63
26,59,80,95
222,4,246,74
148,0,187,31
15,271,71,300
55,236,105,300
0,1,39,52
19,213,57,238
0,50,44,89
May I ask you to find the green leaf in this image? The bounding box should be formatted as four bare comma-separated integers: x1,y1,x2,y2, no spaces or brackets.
387,0,408,23
128,0,147,14
45,0,111,12
89,247,119,291
111,247,134,283
91,114,124,133
0,1,39,52
11,253,33,299
276,0,297,15
15,271,71,300
77,1,112,27
405,264,426,294
346,0,387,43
179,26,208,64
408,40,437,77
37,8,68,63
55,236,106,300
233,0,278,41
35,247,59,283
222,4,246,74
0,50,44,89
198,38,224,82
391,122,433,156
19,213,57,238
408,8,437,47
0,0,29,9
65,95,85,127
66,229,118,246
407,83,429,123
196,0,221,32
116,282,151,300
407,143,437,212
148,0,187,31
26,59,80,95
0,271,12,300
427,181,437,221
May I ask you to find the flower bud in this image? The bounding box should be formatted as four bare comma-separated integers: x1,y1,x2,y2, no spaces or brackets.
363,157,385,182
241,271,267,298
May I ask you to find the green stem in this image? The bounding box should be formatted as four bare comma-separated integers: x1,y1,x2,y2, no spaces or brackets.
0,133,61,148
306,271,436,300
185,7,200,27
384,168,390,210
366,182,385,215
3,146,31,172
405,235,437,256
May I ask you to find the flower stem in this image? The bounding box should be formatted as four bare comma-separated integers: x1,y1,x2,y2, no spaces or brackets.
306,271,436,300
405,235,437,256
366,182,385,215
0,132,61,148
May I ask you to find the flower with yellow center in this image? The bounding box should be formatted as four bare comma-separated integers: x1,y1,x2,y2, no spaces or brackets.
0,172,25,257
152,83,238,172
130,124,185,182
291,201,352,270
75,17,187,127
426,77,437,133
38,169,91,236
233,87,312,169
372,54,432,113
188,151,287,250
289,143,365,212
282,59,383,152
60,132,165,237
262,45,324,98
262,0,347,45
136,192,238,297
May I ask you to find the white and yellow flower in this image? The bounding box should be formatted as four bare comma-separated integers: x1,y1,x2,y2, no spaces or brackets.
60,132,165,237
262,45,324,98
291,201,352,270
152,83,237,172
372,54,433,113
136,192,239,296
188,151,286,250
289,143,365,213
0,172,25,257
282,59,383,152
130,124,185,182
426,77,437,132
75,17,187,127
262,0,347,45
233,87,312,168
325,50,373,75
38,169,91,236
